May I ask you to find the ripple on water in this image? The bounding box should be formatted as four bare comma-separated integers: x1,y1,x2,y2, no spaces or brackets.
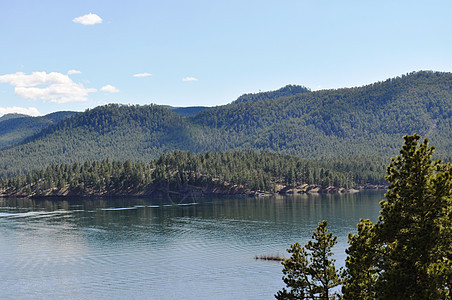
0,193,384,299
100,206,138,211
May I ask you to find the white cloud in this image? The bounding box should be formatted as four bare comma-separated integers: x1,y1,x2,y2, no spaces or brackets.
133,73,152,78
73,13,102,25
0,71,71,87
100,84,119,93
0,106,41,117
0,71,96,103
182,77,198,82
68,69,82,75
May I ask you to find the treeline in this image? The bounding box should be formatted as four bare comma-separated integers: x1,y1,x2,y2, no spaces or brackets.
0,71,451,177
0,151,388,197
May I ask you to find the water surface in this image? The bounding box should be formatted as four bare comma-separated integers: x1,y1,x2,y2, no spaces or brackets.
0,192,383,299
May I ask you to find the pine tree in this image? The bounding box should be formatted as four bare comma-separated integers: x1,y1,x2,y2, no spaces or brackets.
276,220,342,299
342,219,379,300
275,242,312,299
343,134,452,299
377,134,452,298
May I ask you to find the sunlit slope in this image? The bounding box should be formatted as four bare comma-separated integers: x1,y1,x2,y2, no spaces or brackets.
0,111,77,149
190,71,452,158
0,71,451,177
0,105,202,176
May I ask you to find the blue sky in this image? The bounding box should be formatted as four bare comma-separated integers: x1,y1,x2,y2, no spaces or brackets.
0,0,451,116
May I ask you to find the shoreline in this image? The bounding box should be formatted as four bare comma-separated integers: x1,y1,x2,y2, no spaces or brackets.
0,184,387,199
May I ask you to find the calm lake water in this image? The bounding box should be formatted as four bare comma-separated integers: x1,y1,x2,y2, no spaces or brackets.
0,192,383,299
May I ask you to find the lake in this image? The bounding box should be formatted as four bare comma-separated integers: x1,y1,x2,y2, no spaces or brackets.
0,192,383,299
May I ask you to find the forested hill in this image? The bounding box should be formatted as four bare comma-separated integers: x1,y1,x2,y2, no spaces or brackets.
0,113,29,122
232,84,311,104
0,111,77,149
168,106,209,116
190,71,452,158
0,104,201,176
0,70,451,177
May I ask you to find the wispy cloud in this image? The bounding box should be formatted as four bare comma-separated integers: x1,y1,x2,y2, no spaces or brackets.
73,13,102,25
0,106,41,116
133,73,152,78
182,77,198,82
68,69,82,75
100,84,119,93
0,72,96,103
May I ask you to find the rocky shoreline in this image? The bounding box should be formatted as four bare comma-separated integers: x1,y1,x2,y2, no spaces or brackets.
0,182,387,199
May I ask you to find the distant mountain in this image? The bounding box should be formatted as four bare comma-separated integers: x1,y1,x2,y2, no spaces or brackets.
232,84,311,104
190,71,452,158
0,111,77,149
0,71,451,177
0,104,197,176
0,113,29,122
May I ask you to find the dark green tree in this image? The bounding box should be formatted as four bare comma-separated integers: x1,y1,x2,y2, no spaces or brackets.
343,134,452,299
377,134,452,298
275,242,312,299
342,219,379,300
276,220,342,299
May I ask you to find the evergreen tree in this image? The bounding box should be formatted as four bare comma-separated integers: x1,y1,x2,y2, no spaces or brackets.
276,220,342,299
377,134,452,298
342,219,379,300
275,242,312,299
343,134,452,299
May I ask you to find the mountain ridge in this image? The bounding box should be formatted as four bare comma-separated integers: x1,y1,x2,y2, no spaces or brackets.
0,111,78,149
0,113,30,122
0,70,451,177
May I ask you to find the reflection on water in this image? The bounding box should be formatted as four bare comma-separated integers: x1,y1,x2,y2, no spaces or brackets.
0,192,383,299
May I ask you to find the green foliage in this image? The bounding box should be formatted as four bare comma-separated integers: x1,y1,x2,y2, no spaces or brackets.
191,71,452,158
276,220,342,299
0,111,76,149
0,151,383,197
0,71,451,178
169,106,209,116
0,113,28,122
233,84,311,104
275,242,311,299
0,104,197,177
277,135,452,299
342,134,452,299
342,219,379,300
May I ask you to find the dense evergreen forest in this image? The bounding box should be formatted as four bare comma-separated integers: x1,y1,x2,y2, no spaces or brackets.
190,71,452,158
0,151,387,198
0,113,28,122
168,106,209,116
0,71,450,180
232,84,311,104
0,111,76,149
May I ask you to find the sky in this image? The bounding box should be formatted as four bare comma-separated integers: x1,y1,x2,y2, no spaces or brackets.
0,0,451,116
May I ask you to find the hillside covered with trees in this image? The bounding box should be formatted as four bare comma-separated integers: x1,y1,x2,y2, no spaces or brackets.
0,111,76,149
0,71,451,180
0,150,387,198
190,71,452,158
